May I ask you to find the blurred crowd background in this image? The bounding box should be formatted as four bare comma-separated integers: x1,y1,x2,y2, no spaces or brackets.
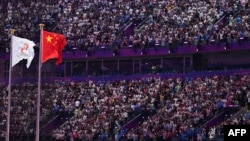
0,0,250,141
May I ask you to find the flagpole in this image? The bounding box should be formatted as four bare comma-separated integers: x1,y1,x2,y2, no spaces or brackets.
35,24,44,141
6,29,15,141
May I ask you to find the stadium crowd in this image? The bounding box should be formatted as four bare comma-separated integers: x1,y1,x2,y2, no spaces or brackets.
51,78,161,141
0,0,149,53
0,73,249,140
51,73,249,141
0,0,250,53
0,0,250,141
0,82,68,139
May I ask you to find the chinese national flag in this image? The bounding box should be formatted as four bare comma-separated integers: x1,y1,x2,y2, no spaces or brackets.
42,30,67,65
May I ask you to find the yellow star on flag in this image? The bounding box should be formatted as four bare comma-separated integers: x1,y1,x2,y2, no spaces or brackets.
46,36,52,43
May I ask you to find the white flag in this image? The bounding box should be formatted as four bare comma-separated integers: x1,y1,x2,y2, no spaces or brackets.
12,36,35,68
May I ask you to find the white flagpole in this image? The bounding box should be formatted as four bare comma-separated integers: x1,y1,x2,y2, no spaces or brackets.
35,24,44,141
6,29,15,141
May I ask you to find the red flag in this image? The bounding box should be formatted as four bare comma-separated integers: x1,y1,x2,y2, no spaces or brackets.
42,30,67,65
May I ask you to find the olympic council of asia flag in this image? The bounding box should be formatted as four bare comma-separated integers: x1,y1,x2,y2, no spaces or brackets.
12,36,35,68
